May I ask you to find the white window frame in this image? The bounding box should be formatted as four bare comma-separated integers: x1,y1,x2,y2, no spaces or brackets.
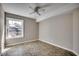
6,17,24,39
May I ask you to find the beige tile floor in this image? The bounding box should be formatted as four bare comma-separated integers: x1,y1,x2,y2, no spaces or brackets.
2,40,76,56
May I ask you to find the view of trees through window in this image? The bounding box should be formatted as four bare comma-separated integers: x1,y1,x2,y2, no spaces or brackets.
6,17,23,39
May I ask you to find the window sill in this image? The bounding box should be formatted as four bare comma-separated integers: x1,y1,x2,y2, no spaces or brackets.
6,36,23,40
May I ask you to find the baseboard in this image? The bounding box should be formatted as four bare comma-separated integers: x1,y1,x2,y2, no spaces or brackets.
6,39,37,47
39,39,79,56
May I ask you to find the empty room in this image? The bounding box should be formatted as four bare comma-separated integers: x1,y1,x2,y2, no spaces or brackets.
0,3,79,56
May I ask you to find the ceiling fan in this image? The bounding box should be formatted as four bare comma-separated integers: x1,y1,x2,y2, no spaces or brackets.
29,3,52,16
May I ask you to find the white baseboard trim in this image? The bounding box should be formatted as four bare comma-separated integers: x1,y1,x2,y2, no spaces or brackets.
39,39,79,56
6,39,37,47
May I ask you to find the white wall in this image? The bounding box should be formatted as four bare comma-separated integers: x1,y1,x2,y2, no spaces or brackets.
39,12,73,50
0,3,5,53
73,8,79,55
0,3,2,53
0,4,2,48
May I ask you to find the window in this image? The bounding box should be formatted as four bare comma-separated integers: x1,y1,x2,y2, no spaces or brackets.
6,17,23,39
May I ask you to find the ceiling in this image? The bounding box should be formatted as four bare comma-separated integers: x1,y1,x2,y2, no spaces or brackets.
2,3,79,22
